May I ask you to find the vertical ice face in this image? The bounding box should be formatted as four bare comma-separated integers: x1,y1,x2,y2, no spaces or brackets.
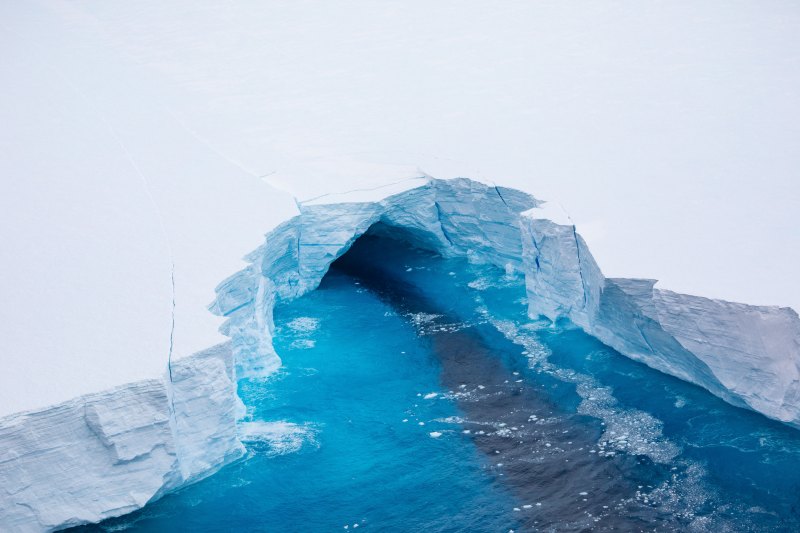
0,381,178,531
520,215,604,330
0,346,244,533
520,204,800,426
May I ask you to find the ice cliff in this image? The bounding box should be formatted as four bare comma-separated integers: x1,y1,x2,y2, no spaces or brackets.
0,345,244,532
522,214,800,425
2,177,799,531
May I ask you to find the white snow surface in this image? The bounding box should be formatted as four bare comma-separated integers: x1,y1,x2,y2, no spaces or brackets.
0,2,297,416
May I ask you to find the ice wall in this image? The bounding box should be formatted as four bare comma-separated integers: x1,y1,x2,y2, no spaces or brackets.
0,346,244,533
3,177,799,532
521,212,800,427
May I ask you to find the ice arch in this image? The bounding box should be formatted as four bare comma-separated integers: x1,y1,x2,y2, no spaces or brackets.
212,178,536,380
214,177,800,428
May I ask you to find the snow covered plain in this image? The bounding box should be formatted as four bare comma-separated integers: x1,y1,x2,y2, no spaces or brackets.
1,1,799,531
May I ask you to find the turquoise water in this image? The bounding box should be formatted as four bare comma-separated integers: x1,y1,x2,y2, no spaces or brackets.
81,228,800,532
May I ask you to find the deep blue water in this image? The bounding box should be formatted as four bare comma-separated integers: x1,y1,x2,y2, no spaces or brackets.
82,229,800,532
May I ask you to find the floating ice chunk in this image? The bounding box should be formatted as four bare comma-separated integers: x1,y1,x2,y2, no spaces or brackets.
290,339,316,349
286,317,320,333
239,421,318,457
423,392,438,399
433,416,463,424
409,312,441,326
429,432,442,438
468,278,491,290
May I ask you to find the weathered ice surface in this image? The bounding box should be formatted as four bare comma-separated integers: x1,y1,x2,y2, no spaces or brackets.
0,346,244,533
2,177,798,532
520,211,800,427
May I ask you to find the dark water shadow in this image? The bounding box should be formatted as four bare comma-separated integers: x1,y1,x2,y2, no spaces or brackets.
328,232,686,532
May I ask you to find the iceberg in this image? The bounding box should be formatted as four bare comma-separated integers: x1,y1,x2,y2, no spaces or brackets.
1,175,799,531
2,2,799,530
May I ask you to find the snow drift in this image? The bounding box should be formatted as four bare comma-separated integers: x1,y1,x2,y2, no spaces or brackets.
1,177,799,531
